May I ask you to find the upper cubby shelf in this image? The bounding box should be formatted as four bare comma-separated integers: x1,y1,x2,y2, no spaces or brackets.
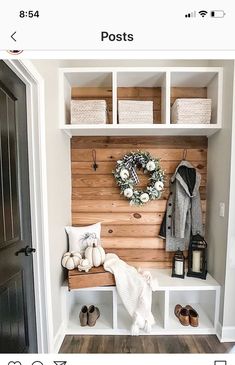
59,67,223,137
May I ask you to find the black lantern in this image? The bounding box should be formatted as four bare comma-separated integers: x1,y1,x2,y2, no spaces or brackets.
172,249,185,279
187,234,207,280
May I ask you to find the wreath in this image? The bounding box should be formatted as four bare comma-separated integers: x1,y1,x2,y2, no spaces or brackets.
113,151,165,206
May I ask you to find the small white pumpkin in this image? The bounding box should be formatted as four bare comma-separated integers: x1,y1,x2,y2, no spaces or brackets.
140,192,150,203
124,187,133,198
85,242,106,267
146,160,156,171
78,258,92,273
154,181,164,191
120,168,129,180
61,251,82,270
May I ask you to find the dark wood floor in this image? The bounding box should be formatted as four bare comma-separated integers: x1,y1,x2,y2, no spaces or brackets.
59,335,235,353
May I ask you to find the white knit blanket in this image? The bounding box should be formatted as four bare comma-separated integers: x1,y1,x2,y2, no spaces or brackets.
103,253,155,335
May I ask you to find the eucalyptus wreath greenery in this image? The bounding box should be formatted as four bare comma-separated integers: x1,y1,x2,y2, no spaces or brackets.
113,150,165,206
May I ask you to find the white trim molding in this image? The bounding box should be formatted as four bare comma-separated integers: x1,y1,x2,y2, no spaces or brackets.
53,321,66,354
217,322,235,342
5,60,54,353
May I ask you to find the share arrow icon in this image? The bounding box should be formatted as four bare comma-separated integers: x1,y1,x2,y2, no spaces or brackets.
53,362,67,365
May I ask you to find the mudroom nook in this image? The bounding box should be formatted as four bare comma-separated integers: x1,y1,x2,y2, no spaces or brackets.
41,62,234,351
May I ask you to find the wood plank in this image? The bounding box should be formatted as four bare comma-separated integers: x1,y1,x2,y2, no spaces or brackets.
68,267,115,290
152,111,161,123
117,87,162,98
74,214,206,227
71,136,208,149
102,237,165,249
72,87,112,98
101,225,161,237
105,248,177,262
72,173,207,188
128,261,172,269
71,148,207,162
72,212,206,226
72,186,207,200
72,212,165,226
171,87,207,99
72,199,206,213
72,199,168,213
71,160,207,175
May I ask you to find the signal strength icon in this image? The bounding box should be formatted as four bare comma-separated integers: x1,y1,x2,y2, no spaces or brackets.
185,11,196,18
198,10,208,17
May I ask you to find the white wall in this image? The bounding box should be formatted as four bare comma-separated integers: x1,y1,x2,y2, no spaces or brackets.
31,60,71,344
222,62,235,336
206,60,235,337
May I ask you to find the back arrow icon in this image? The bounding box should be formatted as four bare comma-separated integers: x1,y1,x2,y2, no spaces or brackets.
11,31,17,41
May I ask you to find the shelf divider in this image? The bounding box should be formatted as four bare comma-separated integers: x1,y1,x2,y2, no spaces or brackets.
112,71,117,125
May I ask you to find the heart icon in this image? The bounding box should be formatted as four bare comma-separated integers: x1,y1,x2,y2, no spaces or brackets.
8,362,22,365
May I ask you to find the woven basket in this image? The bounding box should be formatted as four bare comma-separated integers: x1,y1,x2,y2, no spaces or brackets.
71,100,107,124
172,98,212,124
118,100,153,124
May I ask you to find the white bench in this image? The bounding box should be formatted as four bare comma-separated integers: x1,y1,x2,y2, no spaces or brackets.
61,268,220,336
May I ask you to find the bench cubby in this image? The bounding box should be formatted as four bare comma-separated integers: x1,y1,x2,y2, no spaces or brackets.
61,269,220,336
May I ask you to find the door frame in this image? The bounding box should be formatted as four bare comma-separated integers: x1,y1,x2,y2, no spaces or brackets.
4,60,53,353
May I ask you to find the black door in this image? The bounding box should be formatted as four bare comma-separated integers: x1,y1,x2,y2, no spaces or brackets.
0,61,37,353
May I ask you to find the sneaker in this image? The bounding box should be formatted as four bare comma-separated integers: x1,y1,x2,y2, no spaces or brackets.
88,305,100,327
79,305,88,326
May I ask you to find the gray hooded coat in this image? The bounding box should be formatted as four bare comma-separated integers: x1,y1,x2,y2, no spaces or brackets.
159,160,203,252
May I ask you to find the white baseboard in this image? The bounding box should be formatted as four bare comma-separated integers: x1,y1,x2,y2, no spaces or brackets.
217,321,235,342
53,321,66,353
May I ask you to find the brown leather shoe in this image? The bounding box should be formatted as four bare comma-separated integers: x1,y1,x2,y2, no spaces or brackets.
88,305,100,327
185,305,199,327
174,304,190,326
79,305,88,326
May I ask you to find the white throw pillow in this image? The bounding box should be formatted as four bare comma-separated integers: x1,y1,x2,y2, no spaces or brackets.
65,223,101,256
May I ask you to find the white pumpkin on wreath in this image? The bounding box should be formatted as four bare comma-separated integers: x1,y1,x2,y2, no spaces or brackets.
85,240,106,267
61,251,82,270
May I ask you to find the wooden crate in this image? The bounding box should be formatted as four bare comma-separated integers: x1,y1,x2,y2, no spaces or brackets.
68,266,115,290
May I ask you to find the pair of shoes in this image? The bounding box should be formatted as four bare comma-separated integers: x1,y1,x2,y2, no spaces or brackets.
79,305,100,327
174,304,199,327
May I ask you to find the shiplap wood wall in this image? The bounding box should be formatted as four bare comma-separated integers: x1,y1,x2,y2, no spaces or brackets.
71,136,208,269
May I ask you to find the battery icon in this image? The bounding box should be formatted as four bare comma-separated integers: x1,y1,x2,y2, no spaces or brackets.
211,10,226,18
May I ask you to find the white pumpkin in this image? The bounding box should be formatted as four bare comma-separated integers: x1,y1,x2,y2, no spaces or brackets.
61,251,82,270
124,187,133,198
85,243,106,267
78,258,92,273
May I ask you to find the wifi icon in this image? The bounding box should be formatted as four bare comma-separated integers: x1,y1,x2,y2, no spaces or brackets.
199,10,208,17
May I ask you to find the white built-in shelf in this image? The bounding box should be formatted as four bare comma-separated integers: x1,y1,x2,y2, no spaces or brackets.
149,269,220,290
59,67,223,137
61,268,220,336
60,123,221,137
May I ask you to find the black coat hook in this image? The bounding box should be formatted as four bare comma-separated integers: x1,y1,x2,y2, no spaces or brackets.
92,149,98,171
